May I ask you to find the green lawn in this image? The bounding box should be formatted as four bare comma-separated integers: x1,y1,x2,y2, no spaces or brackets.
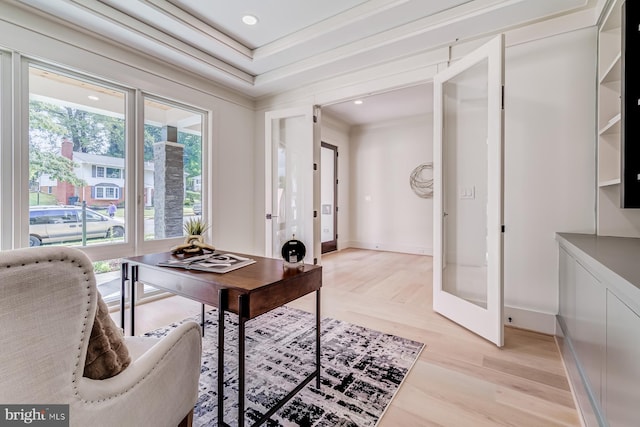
29,192,57,205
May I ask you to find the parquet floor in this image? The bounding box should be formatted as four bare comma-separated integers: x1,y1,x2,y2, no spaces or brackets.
124,248,581,426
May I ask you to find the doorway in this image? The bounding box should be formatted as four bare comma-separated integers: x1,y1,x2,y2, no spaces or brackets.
321,142,338,253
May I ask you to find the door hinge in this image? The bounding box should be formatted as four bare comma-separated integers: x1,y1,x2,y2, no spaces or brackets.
501,225,505,233
313,115,318,123
313,257,318,265
313,163,317,171
314,210,317,218
501,85,505,110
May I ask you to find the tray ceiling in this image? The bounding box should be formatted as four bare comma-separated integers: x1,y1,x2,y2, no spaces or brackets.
11,0,596,100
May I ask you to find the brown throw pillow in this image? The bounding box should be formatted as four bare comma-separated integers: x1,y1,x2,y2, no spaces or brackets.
83,294,131,380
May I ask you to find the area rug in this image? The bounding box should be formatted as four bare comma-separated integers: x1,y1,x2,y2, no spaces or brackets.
145,306,424,427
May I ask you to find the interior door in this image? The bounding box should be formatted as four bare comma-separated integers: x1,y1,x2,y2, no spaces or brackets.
433,35,505,346
265,106,321,264
321,142,338,253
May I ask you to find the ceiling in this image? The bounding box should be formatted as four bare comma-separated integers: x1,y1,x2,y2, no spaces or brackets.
10,0,598,126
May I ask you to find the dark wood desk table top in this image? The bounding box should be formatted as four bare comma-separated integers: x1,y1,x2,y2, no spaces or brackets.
124,251,322,319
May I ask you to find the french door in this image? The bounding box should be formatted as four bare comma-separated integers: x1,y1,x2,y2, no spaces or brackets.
433,35,505,346
321,142,338,254
264,106,321,264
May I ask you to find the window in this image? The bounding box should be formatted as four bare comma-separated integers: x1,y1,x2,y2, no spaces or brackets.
106,167,121,178
6,59,208,307
143,96,203,241
93,166,121,179
94,185,120,200
28,65,127,247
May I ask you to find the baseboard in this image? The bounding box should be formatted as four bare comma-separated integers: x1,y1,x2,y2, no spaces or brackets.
345,240,432,256
503,305,556,335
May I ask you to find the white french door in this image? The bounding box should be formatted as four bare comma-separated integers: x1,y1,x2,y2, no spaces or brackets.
264,106,321,264
433,35,505,346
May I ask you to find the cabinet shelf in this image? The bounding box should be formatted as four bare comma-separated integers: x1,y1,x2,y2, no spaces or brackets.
596,0,640,235
599,113,621,135
599,178,621,188
600,52,621,85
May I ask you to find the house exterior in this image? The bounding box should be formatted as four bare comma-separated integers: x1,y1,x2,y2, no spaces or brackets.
40,138,155,207
188,175,201,192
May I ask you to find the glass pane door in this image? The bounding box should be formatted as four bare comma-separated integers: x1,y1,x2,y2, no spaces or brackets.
321,143,337,253
265,107,317,263
433,35,504,346
442,58,490,308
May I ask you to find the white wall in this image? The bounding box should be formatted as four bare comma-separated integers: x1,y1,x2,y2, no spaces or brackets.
503,27,596,319
348,115,433,255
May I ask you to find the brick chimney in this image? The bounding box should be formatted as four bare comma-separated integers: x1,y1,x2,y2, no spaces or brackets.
57,138,75,205
61,138,73,160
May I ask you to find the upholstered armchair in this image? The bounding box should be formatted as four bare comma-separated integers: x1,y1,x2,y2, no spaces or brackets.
0,246,202,427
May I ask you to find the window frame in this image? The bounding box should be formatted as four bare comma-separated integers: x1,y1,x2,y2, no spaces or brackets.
137,92,207,254
1,51,211,306
25,60,134,260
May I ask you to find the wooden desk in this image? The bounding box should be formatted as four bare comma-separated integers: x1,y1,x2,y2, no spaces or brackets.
120,251,322,427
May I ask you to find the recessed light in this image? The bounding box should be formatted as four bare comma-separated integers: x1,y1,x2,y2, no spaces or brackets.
88,95,99,101
354,100,363,105
242,15,258,25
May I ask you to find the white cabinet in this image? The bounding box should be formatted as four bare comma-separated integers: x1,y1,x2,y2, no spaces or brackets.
559,248,576,337
557,233,640,427
605,291,640,426
573,262,605,406
597,0,640,236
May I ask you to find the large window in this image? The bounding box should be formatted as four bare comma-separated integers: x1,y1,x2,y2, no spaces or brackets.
22,62,206,303
28,65,127,248
143,96,203,241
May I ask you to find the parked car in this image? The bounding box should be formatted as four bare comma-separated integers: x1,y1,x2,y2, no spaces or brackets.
29,205,125,247
192,201,202,215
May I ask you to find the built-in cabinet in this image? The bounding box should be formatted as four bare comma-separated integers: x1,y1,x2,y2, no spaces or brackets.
557,233,640,427
597,0,640,235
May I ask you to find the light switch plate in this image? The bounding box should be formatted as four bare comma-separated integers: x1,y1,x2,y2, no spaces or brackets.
459,186,475,199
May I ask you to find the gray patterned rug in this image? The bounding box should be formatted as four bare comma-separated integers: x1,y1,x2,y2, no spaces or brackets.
145,306,424,427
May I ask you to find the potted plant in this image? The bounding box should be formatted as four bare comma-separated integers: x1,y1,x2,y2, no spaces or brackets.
171,217,215,254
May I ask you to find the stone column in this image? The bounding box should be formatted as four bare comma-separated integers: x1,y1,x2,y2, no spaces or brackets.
153,126,184,238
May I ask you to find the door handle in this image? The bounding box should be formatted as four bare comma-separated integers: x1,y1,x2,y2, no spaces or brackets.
266,214,279,219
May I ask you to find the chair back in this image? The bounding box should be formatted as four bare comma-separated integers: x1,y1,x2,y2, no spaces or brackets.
0,246,98,403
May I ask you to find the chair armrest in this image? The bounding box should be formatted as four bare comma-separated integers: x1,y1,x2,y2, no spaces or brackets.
74,321,202,427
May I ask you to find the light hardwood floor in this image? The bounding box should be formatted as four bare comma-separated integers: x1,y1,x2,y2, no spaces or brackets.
123,248,581,427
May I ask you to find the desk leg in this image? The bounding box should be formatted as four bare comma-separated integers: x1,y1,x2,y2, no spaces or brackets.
238,294,247,427
130,264,137,336
120,262,128,333
217,289,227,427
201,303,205,337
316,288,321,389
